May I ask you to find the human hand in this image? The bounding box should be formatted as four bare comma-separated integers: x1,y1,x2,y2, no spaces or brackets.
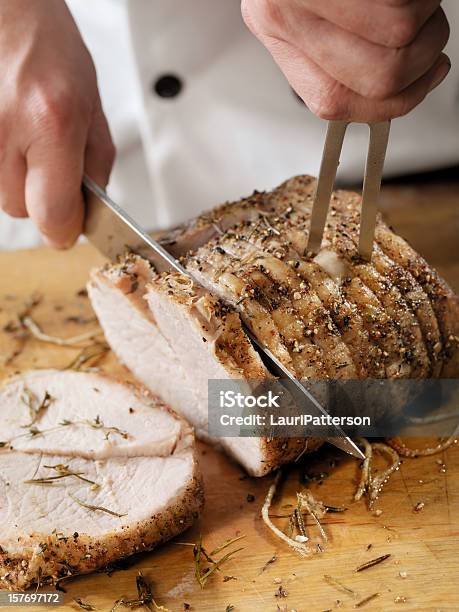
0,0,115,248
241,0,451,122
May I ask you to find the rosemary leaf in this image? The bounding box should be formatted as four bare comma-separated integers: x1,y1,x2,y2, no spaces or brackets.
25,464,99,487
198,548,245,587
323,574,355,596
21,388,54,427
355,592,380,608
65,342,110,371
210,535,246,556
69,494,127,518
355,554,391,573
74,598,96,611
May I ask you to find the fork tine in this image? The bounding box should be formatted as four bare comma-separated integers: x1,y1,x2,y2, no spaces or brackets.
358,120,391,261
307,120,349,254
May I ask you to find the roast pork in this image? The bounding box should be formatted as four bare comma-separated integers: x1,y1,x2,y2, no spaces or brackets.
0,370,203,590
88,176,459,475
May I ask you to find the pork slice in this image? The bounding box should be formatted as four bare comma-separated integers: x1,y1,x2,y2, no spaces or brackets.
325,234,430,379
371,246,443,377
375,226,459,377
88,256,199,432
202,215,376,379
296,261,383,378
249,258,357,379
144,273,319,475
90,258,314,476
0,370,203,591
188,256,295,373
323,190,453,377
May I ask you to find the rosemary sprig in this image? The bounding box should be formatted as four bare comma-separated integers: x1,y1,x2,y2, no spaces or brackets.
193,535,245,589
65,342,110,371
21,387,54,427
209,535,245,556
355,554,391,573
24,464,99,488
111,571,169,611
60,416,128,441
260,553,277,573
69,494,127,518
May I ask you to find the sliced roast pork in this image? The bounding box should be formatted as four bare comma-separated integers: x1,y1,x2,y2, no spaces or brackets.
89,257,317,476
0,370,203,591
88,176,459,475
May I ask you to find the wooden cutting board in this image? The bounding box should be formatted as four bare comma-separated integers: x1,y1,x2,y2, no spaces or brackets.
0,179,458,612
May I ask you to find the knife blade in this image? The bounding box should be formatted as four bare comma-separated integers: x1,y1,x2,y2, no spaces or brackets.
83,175,364,460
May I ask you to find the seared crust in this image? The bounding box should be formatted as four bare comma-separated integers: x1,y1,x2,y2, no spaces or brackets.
0,472,203,591
187,175,458,379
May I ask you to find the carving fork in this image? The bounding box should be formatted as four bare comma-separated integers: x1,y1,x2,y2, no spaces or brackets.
307,120,391,261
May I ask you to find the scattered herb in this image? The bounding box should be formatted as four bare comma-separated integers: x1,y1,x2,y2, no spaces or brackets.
193,535,245,588
111,571,169,611
59,416,128,441
20,314,103,347
65,342,110,371
223,575,237,582
225,606,235,612
262,471,310,557
70,494,127,518
354,593,380,608
274,585,288,598
324,505,347,513
413,502,425,512
24,464,99,488
394,596,407,604
260,553,278,573
355,439,400,508
297,490,327,542
355,554,391,573
74,598,96,611
21,388,54,427
323,575,355,596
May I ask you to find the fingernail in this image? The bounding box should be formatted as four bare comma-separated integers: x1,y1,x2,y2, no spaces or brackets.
428,59,451,92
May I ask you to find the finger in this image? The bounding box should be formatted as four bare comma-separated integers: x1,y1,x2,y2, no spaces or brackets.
84,99,116,188
242,0,441,48
264,6,449,99
260,37,450,121
25,123,87,249
0,152,28,218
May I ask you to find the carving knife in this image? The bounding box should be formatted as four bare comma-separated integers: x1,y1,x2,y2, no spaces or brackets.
83,175,365,460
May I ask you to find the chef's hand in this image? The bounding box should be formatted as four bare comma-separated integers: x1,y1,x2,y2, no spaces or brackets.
241,0,451,122
0,0,115,248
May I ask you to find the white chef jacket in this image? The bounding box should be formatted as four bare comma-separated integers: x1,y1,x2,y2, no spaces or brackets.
2,0,459,250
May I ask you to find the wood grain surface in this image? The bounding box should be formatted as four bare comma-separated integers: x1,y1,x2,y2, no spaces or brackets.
0,179,458,611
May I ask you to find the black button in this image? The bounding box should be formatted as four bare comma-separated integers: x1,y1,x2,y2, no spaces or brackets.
153,74,183,98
